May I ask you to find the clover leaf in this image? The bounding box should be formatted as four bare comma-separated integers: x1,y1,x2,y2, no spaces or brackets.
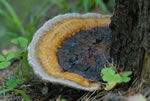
0,61,11,69
6,52,16,61
102,73,114,82
102,67,115,82
101,66,132,83
0,51,22,69
11,37,29,48
123,71,132,77
101,65,132,90
7,77,18,89
113,74,122,83
101,67,115,75
0,55,5,61
7,76,24,89
61,98,68,101
122,76,131,83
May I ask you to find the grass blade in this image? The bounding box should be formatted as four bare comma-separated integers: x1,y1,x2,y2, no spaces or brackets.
23,50,31,80
49,0,69,13
34,0,50,15
0,61,11,69
0,9,11,22
71,0,82,12
13,89,30,101
110,0,115,11
96,0,109,14
83,0,90,12
0,88,13,94
50,0,62,9
0,0,25,35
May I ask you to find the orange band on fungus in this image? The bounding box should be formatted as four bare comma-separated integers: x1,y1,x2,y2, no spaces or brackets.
37,17,111,87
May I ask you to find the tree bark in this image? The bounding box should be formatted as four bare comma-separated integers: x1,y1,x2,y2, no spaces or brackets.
110,0,150,80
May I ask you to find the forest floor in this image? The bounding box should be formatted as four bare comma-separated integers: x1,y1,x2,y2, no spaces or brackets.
0,63,150,101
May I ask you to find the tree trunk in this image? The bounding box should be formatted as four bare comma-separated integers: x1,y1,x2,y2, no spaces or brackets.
110,0,150,81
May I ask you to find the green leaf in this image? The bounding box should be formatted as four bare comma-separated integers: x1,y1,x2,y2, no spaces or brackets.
23,50,31,80
50,0,64,10
61,98,68,101
101,65,132,83
16,77,24,85
123,71,132,77
96,0,109,14
0,88,13,94
109,0,115,11
7,32,18,37
6,51,22,61
0,55,5,61
11,37,29,48
6,77,17,88
34,0,50,15
101,67,115,76
102,73,114,82
1,0,25,35
0,61,11,69
11,38,19,45
113,74,122,83
18,37,28,48
101,67,116,82
13,89,31,101
122,77,131,83
0,9,11,22
14,51,23,58
83,0,90,12
14,66,20,75
6,52,15,61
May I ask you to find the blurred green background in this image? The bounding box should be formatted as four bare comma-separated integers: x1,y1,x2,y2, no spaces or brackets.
0,0,115,50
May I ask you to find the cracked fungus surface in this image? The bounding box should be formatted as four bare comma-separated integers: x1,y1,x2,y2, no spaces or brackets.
37,17,111,87
57,27,111,81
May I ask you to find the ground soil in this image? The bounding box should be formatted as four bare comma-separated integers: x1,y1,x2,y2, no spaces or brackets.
1,76,150,101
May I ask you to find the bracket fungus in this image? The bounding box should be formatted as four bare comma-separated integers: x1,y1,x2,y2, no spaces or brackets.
28,13,111,91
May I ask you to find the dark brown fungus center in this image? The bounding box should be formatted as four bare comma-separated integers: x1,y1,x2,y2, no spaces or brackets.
57,27,112,82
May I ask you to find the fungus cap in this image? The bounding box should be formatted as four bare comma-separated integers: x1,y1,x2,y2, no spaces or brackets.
28,13,111,91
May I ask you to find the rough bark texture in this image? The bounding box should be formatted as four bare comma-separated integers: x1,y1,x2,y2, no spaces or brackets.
110,0,150,79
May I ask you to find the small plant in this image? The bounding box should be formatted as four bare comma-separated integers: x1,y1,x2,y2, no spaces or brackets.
0,37,28,69
11,37,29,49
61,98,68,101
0,52,22,69
0,76,30,101
101,66,132,83
0,53,13,69
101,64,132,90
0,36,31,100
11,37,32,79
